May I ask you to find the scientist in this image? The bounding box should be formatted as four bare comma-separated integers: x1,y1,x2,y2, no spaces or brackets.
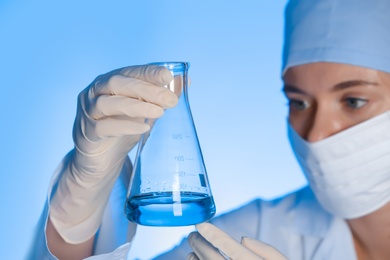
29,0,390,259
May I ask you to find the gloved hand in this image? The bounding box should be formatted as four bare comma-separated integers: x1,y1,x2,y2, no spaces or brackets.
49,65,178,244
187,223,288,260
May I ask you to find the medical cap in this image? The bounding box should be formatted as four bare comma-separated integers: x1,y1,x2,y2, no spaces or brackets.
282,0,390,75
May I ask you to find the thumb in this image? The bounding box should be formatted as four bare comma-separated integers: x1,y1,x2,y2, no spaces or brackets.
196,223,261,260
241,237,287,260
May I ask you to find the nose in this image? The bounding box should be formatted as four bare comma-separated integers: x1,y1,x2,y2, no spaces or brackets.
304,106,344,142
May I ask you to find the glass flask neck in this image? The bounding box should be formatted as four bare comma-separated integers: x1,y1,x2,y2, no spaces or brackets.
148,61,189,97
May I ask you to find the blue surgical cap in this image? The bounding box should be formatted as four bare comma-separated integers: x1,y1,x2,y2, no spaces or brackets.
282,0,390,75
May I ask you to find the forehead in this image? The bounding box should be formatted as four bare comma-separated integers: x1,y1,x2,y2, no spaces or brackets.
283,62,381,87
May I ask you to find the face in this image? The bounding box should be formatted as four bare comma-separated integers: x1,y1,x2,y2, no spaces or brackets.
283,62,390,142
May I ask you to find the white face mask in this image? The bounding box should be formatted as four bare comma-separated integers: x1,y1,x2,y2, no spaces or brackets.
288,110,390,219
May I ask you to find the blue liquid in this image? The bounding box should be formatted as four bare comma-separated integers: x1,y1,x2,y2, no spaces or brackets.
125,192,216,226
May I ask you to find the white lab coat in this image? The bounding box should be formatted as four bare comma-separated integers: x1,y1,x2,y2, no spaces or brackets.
28,156,358,260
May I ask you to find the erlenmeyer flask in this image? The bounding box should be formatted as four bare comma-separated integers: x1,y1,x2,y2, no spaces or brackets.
125,61,216,226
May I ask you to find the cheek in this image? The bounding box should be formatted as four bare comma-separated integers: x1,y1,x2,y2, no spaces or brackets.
288,110,312,137
384,93,390,110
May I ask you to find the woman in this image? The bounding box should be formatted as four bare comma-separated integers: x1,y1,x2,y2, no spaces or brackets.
186,1,390,259
30,0,390,259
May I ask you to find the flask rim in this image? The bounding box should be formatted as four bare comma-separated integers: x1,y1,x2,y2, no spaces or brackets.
148,61,190,72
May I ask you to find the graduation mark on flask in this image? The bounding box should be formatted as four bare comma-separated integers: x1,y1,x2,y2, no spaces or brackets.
174,156,195,161
172,133,192,140
199,174,206,187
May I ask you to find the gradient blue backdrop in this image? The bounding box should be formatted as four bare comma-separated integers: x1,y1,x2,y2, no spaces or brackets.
0,1,307,259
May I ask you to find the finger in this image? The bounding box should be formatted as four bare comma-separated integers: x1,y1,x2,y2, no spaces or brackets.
166,75,183,98
196,223,262,260
121,65,191,96
94,117,150,138
93,75,178,109
119,65,173,86
186,252,200,260
241,237,287,260
90,95,164,120
188,232,225,260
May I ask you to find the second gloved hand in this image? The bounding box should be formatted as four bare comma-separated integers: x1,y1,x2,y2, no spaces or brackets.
49,65,178,244
187,223,287,260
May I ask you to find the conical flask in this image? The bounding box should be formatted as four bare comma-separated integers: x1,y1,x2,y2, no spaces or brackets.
125,61,216,226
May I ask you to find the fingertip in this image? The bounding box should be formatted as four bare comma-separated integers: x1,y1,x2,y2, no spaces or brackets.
186,252,199,260
147,65,173,86
159,90,178,109
148,105,164,118
158,66,174,85
139,123,151,133
195,222,216,238
188,231,200,244
195,222,212,231
167,93,179,108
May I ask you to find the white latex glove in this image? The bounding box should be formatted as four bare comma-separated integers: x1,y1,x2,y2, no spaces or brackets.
187,223,288,260
49,65,178,244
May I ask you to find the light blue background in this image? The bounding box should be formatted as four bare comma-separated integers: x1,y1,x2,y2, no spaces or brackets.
0,1,307,259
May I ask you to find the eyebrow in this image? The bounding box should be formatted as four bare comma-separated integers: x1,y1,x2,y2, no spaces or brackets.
282,80,379,94
282,84,305,94
333,80,378,90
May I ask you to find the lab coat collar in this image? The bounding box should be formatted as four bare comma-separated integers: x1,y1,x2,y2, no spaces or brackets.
285,187,357,259
285,186,335,237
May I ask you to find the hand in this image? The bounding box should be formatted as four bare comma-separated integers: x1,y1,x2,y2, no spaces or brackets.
187,223,287,260
49,65,178,244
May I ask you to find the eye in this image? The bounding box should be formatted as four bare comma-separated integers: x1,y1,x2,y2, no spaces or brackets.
288,99,309,111
344,98,368,109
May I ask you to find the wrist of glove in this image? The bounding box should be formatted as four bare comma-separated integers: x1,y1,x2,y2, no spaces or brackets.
49,152,131,244
49,65,178,244
187,223,288,260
